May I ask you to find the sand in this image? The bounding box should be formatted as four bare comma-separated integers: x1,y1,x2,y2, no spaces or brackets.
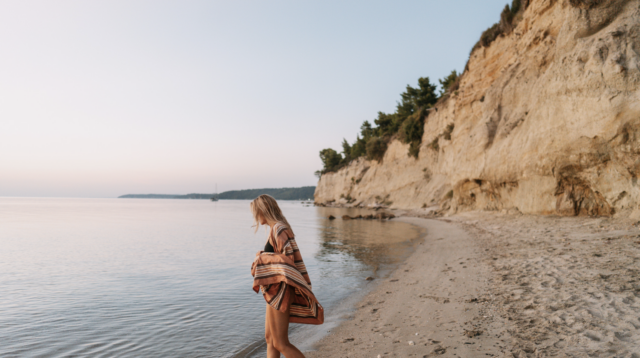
303,212,640,358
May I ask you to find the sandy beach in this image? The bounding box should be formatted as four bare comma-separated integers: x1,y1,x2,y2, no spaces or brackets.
304,213,640,358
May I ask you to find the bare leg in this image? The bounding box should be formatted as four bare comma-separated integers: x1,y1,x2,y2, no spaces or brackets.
265,304,281,358
265,304,305,358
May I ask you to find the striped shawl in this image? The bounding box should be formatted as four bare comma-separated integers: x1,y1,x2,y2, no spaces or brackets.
251,223,324,325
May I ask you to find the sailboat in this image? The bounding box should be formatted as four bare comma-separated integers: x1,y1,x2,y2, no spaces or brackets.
211,183,219,201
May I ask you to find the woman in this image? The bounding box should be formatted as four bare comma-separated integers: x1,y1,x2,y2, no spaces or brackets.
250,195,324,358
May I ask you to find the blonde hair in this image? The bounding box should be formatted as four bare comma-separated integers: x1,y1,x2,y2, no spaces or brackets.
250,194,294,236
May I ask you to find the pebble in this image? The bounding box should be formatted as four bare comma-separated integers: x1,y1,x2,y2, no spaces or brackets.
408,341,415,345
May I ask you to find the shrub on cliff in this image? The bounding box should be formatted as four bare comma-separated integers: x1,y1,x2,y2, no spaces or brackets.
439,70,460,97
400,112,425,158
366,137,387,162
471,0,526,54
569,0,606,8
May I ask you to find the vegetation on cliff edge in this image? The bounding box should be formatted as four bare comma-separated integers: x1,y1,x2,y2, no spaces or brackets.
316,0,527,178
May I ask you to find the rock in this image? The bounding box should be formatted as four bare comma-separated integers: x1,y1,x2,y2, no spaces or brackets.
328,215,335,220
522,343,537,353
408,341,415,345
464,329,482,338
553,340,566,348
313,2,640,217
342,215,352,220
432,345,446,354
365,276,374,281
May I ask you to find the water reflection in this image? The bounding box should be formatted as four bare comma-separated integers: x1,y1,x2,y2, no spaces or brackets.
314,207,424,277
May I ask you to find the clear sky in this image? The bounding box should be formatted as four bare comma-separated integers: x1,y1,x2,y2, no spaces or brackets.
1,0,512,198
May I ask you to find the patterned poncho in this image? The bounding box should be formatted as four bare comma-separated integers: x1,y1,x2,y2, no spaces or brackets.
251,222,324,325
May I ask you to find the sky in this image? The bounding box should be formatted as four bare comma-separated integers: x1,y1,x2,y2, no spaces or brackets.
1,0,513,198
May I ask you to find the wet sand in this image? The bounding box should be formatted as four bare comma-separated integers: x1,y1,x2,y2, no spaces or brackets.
304,212,640,358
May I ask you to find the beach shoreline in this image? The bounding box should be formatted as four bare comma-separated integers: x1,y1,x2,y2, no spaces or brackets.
304,212,640,357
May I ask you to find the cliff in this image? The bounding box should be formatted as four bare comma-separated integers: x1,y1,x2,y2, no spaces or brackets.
315,0,640,217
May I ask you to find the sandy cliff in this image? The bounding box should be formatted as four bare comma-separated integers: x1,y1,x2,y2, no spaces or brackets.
315,0,640,217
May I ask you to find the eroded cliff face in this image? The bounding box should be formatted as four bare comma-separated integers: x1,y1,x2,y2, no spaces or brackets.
315,0,640,217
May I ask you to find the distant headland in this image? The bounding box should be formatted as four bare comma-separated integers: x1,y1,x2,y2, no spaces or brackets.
118,186,316,201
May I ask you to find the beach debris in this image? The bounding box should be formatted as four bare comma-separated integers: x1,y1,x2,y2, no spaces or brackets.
342,215,352,220
341,338,354,343
365,276,374,281
464,329,483,338
328,215,336,220
408,340,415,345
389,279,399,282
466,297,488,303
432,345,446,354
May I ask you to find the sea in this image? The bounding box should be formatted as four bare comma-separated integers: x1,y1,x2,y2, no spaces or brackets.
0,197,424,357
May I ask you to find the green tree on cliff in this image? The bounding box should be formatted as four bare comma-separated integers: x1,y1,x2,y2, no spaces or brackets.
318,148,342,174
439,70,459,96
317,76,440,173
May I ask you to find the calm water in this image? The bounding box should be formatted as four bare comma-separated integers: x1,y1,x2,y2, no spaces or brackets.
0,198,424,357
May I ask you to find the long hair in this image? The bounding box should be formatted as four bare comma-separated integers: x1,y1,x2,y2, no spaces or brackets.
250,194,294,236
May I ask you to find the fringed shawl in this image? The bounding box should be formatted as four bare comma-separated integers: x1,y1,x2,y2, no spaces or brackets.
251,222,324,325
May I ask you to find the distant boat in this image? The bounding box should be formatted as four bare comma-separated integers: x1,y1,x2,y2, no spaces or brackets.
211,183,219,202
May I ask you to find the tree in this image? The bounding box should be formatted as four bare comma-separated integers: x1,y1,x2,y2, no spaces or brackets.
341,139,352,163
351,135,367,158
395,77,439,158
374,111,398,137
315,77,439,176
360,120,374,140
406,77,439,111
319,148,342,172
439,70,459,96
396,77,438,127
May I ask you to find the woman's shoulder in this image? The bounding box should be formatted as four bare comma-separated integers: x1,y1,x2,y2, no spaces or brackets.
274,222,292,237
